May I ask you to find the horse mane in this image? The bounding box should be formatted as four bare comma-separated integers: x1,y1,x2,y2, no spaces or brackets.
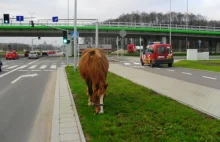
79,48,109,90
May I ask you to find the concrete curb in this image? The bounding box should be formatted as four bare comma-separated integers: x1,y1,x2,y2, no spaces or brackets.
64,67,86,142
50,68,60,142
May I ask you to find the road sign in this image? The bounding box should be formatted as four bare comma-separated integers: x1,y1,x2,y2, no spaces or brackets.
52,16,58,22
71,31,79,38
16,16,24,21
119,30,127,37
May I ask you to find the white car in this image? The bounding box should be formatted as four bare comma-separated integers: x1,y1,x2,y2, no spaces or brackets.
28,51,39,59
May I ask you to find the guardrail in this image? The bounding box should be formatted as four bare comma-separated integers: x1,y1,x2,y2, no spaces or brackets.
0,19,220,32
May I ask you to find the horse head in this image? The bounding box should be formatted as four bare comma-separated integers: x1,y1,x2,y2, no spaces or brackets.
93,83,108,114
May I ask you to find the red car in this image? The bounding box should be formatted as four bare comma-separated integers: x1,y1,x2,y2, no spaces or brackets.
5,50,19,60
140,42,174,67
127,44,136,53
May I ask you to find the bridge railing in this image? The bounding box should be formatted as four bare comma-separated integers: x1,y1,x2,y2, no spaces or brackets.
1,19,220,32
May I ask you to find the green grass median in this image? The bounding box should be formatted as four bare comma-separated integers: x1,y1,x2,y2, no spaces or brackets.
174,60,220,72
65,66,220,142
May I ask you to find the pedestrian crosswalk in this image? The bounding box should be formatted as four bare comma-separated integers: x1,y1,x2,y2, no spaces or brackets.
1,63,65,71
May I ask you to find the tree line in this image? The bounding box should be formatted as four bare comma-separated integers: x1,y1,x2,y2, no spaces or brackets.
104,11,220,27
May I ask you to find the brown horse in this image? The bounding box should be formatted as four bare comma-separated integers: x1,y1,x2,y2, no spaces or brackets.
79,48,109,114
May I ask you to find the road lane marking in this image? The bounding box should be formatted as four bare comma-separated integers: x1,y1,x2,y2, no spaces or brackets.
6,65,18,69
124,63,131,65
50,65,56,69
167,69,174,72
2,65,9,68
18,65,27,69
40,65,47,69
32,70,41,72
11,73,38,84
134,62,141,65
202,76,217,80
44,70,55,71
0,59,42,78
182,72,192,75
29,65,37,69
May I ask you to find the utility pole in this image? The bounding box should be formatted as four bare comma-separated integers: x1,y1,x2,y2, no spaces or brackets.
186,0,189,50
169,0,172,44
74,0,77,72
29,12,34,51
68,0,69,25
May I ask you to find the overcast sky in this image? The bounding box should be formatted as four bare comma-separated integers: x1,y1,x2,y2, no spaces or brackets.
0,0,220,46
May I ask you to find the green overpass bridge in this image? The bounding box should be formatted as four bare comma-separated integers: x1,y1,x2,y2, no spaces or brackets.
0,19,220,39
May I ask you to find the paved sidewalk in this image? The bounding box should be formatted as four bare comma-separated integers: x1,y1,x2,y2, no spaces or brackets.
50,67,86,142
109,63,220,119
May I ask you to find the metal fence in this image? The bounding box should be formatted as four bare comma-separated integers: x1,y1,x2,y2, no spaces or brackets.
0,19,220,32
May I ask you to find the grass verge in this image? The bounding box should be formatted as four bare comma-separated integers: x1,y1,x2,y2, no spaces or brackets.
65,66,220,142
174,60,220,72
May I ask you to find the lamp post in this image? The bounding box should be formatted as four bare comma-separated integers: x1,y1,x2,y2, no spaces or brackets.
68,0,69,25
186,0,189,50
29,12,35,51
169,0,172,44
74,0,77,72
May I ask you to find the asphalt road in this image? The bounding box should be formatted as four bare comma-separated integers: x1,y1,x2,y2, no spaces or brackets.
0,56,67,142
109,56,220,90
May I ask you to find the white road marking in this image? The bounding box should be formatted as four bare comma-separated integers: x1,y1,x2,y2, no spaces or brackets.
134,62,141,65
182,72,192,75
2,65,9,68
6,65,18,69
0,59,42,78
44,70,55,71
40,65,47,69
11,73,38,84
18,65,27,69
29,65,37,69
50,65,56,69
131,66,144,68
124,63,131,65
202,76,217,80
167,69,175,72
32,70,41,72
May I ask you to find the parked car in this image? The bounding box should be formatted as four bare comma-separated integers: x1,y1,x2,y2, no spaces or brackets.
5,50,19,60
140,42,174,67
24,51,30,57
28,51,39,59
0,59,2,72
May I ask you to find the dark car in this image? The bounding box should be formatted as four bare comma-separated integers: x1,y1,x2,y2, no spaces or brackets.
0,60,2,72
24,51,30,57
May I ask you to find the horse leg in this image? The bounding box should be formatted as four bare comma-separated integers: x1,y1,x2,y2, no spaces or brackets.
86,79,93,106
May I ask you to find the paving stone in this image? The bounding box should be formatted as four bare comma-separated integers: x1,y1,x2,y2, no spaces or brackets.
60,122,77,128
60,127,78,134
60,117,76,123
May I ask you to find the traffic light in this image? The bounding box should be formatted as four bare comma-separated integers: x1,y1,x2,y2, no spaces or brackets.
30,20,34,28
63,31,70,44
3,14,10,24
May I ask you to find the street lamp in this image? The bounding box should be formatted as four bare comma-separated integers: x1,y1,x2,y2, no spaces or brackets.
29,12,35,50
186,0,189,50
169,0,172,44
73,0,77,72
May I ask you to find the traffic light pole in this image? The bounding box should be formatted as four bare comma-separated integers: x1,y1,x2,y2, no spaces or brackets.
74,0,77,72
